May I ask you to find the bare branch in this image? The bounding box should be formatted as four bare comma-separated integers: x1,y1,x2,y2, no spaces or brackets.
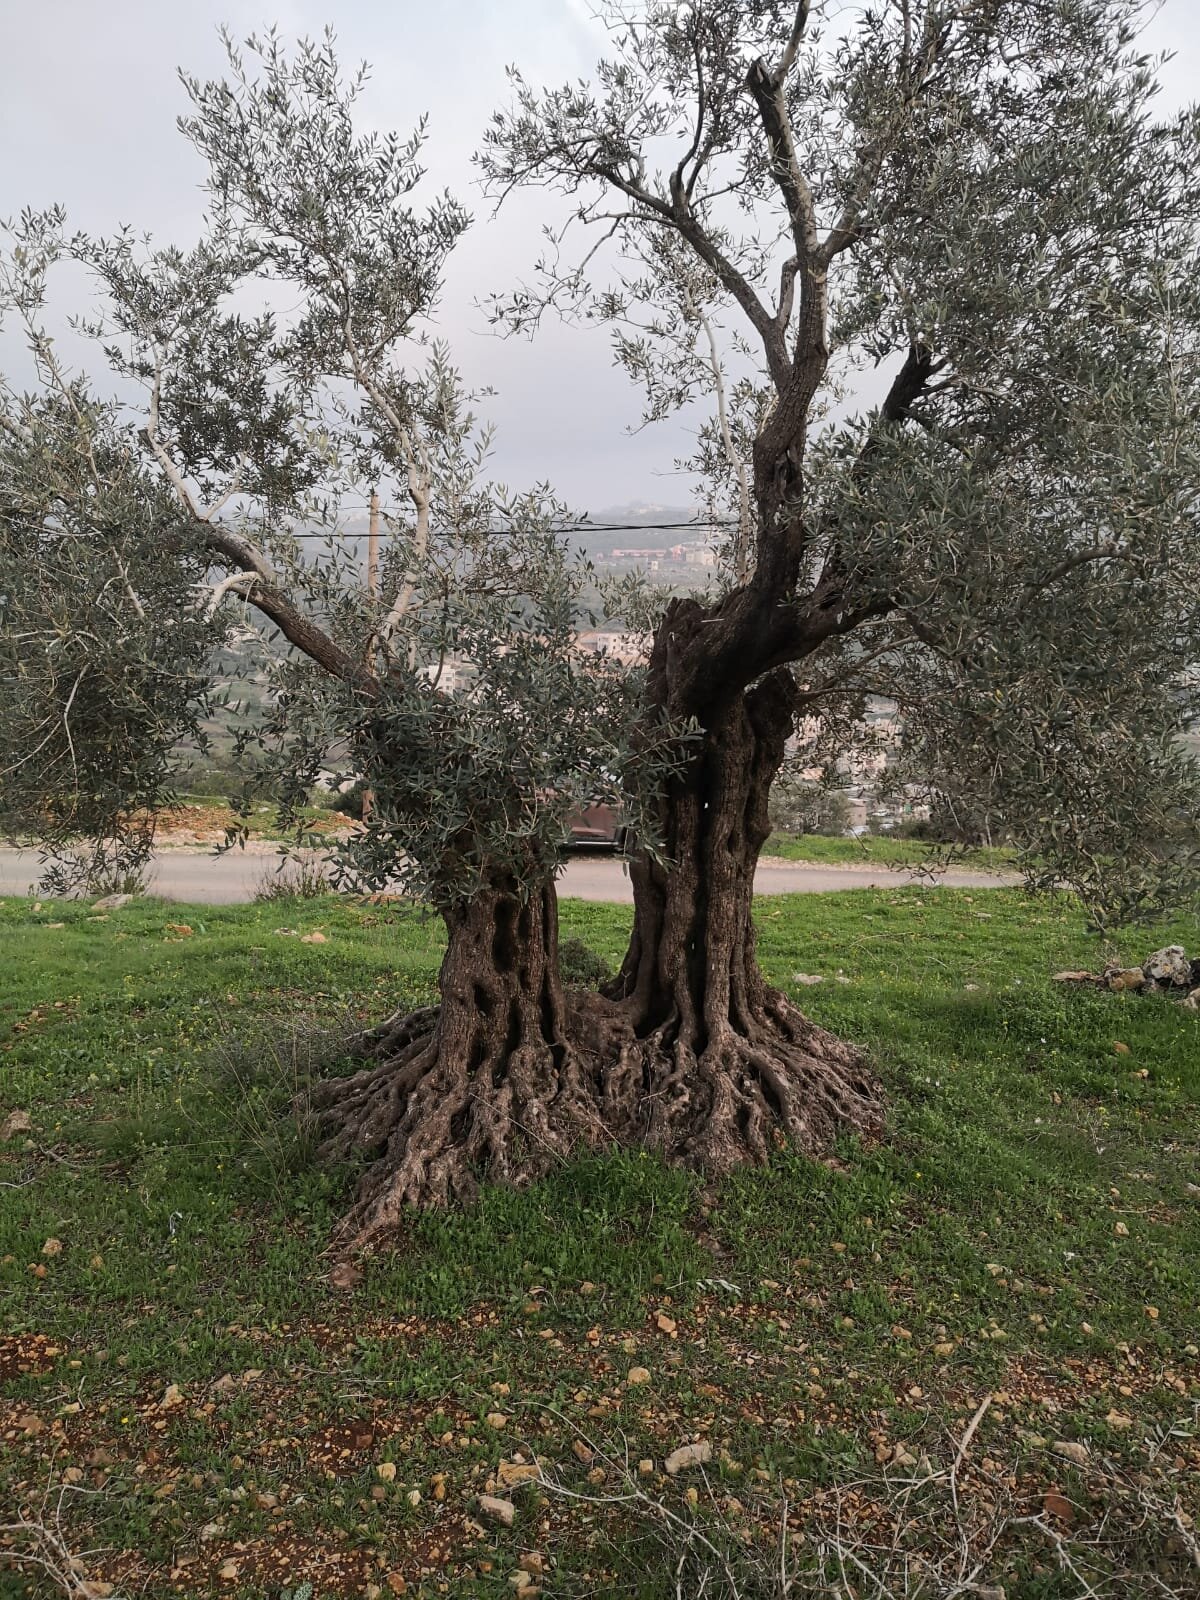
203,570,260,619
773,0,811,85
697,307,752,585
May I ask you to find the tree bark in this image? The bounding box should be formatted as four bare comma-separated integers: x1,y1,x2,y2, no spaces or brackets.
605,658,882,1171
311,873,609,1243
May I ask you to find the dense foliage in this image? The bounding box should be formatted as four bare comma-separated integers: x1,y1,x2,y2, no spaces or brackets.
482,0,1200,925
0,33,662,906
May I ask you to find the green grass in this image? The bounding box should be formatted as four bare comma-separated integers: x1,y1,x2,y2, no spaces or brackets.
764,830,1016,869
1,888,1197,1598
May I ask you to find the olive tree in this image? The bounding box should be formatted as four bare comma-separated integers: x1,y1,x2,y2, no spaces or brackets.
0,33,676,1240
481,0,1200,1168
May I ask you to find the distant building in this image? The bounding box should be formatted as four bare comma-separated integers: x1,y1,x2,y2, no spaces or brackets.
573,629,649,664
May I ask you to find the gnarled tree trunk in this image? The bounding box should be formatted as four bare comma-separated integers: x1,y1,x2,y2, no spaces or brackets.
312,873,609,1243
604,661,882,1171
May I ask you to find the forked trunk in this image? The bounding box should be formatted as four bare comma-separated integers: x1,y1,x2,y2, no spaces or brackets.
314,670,881,1243
605,671,882,1169
312,874,608,1242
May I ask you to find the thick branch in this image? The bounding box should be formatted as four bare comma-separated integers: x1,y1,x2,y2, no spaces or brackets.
140,360,360,684
745,56,819,271
593,160,790,390
198,524,364,683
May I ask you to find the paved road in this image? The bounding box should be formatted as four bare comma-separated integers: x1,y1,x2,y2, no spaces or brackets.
0,845,1016,905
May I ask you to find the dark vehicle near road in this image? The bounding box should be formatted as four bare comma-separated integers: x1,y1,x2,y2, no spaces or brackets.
567,803,627,851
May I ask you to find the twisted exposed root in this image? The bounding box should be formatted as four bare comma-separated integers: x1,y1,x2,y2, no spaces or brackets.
311,988,881,1246
598,993,882,1174
310,1011,613,1246
351,1003,439,1061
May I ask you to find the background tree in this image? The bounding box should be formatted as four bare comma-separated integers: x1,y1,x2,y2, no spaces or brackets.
482,0,1200,1166
0,33,677,1240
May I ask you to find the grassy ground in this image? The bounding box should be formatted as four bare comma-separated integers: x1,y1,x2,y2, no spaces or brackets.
1,888,1198,1598
763,832,1016,870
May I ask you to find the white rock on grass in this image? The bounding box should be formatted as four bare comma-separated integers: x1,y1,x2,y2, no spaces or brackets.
1143,946,1191,987
664,1440,712,1475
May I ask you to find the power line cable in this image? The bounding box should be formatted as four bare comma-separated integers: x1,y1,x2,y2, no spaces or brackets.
271,517,739,540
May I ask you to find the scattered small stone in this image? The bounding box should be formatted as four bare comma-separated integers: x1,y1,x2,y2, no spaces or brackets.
2,1109,32,1140
41,1237,63,1257
664,1440,712,1475
791,972,824,985
627,1366,651,1386
1053,1440,1089,1465
376,1461,397,1482
301,930,328,944
486,1411,509,1429
480,1494,516,1527
159,1383,184,1409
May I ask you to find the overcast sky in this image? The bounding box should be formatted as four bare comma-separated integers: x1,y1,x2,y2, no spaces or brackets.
2,1,1198,510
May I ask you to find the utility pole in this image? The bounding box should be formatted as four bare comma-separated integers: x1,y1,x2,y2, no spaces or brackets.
362,490,380,824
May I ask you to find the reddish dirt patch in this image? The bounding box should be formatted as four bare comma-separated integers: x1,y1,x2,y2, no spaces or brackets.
162,1515,487,1596
154,804,354,844
0,1333,62,1382
305,1416,380,1475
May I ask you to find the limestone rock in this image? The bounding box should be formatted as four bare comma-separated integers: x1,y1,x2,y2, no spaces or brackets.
1104,967,1145,993
480,1494,516,1527
92,893,133,910
1143,946,1191,988
664,1440,712,1475
1053,1439,1089,1465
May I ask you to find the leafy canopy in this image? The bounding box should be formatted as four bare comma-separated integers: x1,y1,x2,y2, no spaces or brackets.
481,0,1200,924
1,30,670,905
